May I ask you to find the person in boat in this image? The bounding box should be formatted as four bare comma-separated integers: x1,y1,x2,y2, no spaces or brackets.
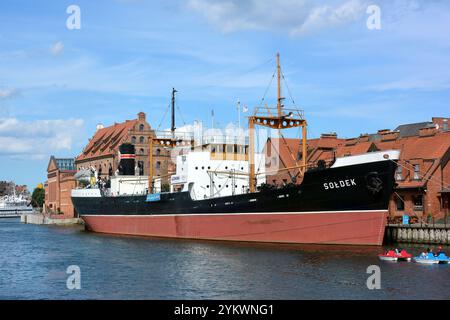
434,246,444,256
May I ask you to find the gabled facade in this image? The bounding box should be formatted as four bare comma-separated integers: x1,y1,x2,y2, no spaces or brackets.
75,112,172,185
44,156,77,217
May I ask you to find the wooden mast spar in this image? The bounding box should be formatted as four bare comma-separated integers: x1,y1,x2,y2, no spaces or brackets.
248,53,308,193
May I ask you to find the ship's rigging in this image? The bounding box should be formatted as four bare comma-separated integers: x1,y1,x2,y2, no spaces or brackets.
147,53,308,195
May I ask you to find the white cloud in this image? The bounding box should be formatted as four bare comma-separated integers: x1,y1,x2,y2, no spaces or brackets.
187,0,367,35
0,117,84,158
0,88,19,100
50,41,64,56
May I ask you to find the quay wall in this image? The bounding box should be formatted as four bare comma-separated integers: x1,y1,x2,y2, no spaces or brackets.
21,213,83,225
385,224,450,245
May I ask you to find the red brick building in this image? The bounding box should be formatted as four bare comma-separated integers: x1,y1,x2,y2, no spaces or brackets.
75,112,172,185
266,117,450,222
44,156,77,217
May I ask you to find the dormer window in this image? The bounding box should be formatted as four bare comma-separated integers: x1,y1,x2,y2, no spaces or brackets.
395,166,403,181
413,164,420,180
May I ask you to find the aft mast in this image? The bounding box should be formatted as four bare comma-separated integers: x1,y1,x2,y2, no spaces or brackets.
248,53,308,193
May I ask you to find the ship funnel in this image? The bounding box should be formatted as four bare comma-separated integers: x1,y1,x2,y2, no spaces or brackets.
119,143,136,176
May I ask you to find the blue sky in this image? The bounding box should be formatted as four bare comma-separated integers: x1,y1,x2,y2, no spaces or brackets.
0,0,449,189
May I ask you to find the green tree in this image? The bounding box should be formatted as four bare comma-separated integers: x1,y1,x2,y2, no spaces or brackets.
31,186,45,208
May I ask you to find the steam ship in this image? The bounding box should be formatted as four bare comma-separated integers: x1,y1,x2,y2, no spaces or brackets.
72,54,399,245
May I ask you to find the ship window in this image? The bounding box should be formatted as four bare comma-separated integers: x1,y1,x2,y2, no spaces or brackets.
218,185,221,188
202,166,205,170
226,185,229,188
208,166,211,170
195,167,198,170
206,185,210,188
225,166,228,170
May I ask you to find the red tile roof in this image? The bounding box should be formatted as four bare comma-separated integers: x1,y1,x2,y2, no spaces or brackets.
76,120,138,162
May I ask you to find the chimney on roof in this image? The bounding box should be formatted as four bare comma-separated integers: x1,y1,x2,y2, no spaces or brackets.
359,134,369,142
419,126,437,137
377,129,391,135
432,117,449,131
320,132,337,139
96,123,104,131
138,112,146,121
381,130,399,141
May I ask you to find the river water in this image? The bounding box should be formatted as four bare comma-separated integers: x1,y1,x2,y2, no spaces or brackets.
0,218,448,300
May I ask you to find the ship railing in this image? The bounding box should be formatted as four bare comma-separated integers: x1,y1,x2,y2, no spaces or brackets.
153,131,194,140
253,107,305,119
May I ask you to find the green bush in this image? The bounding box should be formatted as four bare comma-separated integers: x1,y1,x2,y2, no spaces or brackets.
31,186,45,208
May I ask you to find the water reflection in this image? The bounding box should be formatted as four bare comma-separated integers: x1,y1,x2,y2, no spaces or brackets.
0,218,449,300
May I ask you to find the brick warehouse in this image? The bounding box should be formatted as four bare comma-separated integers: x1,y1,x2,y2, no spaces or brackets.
266,117,450,222
75,112,173,186
44,157,77,217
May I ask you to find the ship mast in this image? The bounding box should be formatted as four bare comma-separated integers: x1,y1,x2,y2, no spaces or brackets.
277,53,283,118
248,53,307,193
171,88,177,139
148,88,193,194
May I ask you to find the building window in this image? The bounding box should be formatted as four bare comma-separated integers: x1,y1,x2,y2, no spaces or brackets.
131,136,136,144
395,166,403,181
413,164,420,180
156,149,161,156
443,121,448,131
227,145,233,153
139,124,144,131
139,136,145,144
156,161,161,169
396,196,405,211
140,148,144,155
413,195,423,211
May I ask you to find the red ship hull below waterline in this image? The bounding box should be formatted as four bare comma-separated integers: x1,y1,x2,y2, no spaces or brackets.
81,210,388,246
